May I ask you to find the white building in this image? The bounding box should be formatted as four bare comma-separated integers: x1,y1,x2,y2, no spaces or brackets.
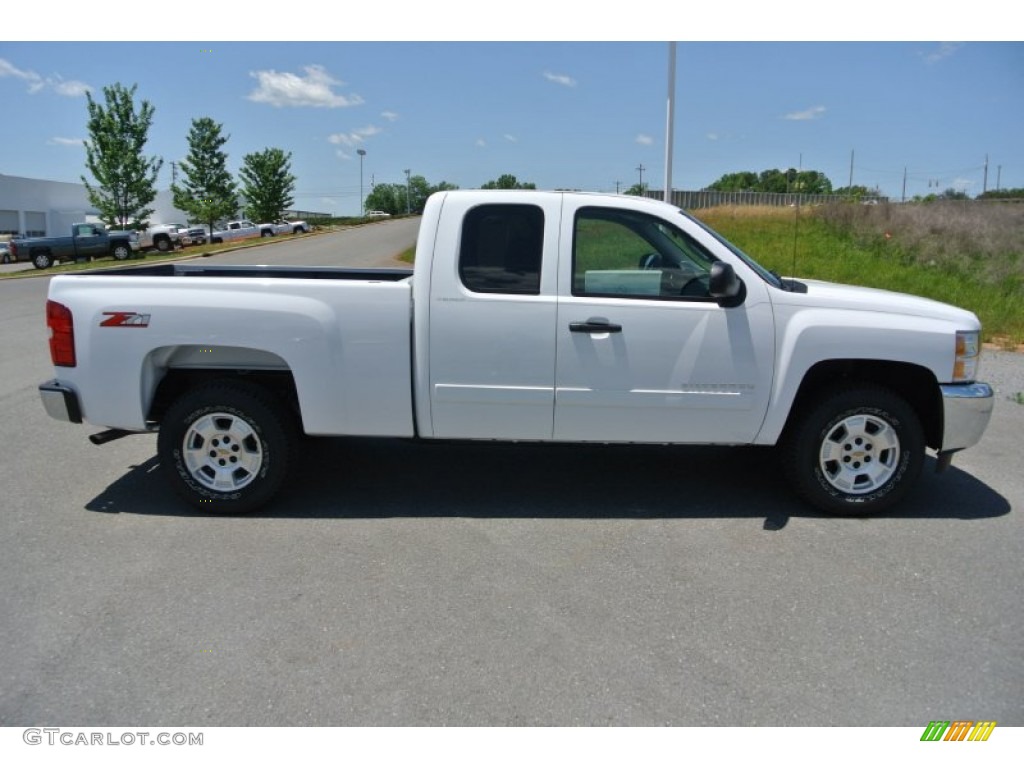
0,173,189,236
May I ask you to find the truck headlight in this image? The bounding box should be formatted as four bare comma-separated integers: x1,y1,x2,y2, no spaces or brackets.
953,330,980,382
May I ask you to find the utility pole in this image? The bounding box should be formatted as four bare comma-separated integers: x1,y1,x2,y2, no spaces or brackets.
615,180,621,194
997,165,1002,191
983,154,989,194
357,149,366,216
902,167,907,203
663,41,676,203
637,163,646,194
404,169,411,214
848,149,854,189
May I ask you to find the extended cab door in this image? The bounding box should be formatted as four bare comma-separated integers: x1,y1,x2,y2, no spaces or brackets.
553,201,774,444
425,193,561,439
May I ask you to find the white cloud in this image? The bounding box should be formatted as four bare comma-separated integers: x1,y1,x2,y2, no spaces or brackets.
335,149,351,160
48,136,85,146
923,42,963,64
543,71,576,87
706,132,719,141
248,65,363,108
381,110,399,122
475,138,487,147
0,57,38,83
327,125,381,147
504,134,518,143
783,106,826,121
0,57,91,97
636,134,653,145
52,79,91,97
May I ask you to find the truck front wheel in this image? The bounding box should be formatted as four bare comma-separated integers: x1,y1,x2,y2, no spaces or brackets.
112,243,131,260
158,381,297,514
783,386,924,515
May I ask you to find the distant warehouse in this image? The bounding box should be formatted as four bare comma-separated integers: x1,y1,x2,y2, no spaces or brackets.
0,173,188,237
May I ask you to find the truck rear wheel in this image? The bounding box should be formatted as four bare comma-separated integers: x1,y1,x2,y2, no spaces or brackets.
155,236,171,252
783,385,924,515
32,251,53,269
158,380,297,514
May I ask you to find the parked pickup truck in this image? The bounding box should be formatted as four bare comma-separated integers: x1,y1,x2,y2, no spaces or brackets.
138,223,190,252
11,223,141,269
38,190,993,514
257,219,309,236
209,220,261,244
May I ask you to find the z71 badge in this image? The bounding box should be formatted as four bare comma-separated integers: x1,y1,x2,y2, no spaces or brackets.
100,312,151,328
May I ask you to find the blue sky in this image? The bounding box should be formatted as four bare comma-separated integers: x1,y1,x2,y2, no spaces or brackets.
2,31,1021,216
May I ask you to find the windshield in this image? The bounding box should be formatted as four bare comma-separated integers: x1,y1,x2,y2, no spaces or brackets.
677,209,784,289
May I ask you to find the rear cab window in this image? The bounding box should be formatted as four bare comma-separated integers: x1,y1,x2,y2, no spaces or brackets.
458,204,544,296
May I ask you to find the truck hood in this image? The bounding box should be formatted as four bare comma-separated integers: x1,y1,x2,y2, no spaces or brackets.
773,278,979,327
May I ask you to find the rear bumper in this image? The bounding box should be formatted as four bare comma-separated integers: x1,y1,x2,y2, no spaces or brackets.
939,382,993,453
39,379,82,424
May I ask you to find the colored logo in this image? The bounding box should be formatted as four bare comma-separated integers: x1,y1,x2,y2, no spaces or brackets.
100,312,151,328
920,721,996,742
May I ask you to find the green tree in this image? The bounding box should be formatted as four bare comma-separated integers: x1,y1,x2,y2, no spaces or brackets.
172,117,238,236
81,83,163,230
364,177,461,215
481,173,536,190
363,183,405,215
709,168,834,195
707,171,758,192
977,187,1024,200
239,147,296,223
833,185,874,200
624,183,647,196
792,170,832,194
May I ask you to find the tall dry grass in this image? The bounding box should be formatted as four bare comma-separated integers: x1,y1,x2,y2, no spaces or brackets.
816,200,1024,283
694,201,1024,345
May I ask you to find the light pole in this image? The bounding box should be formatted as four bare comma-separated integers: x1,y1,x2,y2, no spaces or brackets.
357,149,366,216
404,169,411,214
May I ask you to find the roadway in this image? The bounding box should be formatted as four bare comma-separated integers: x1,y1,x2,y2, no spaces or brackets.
0,220,1021,726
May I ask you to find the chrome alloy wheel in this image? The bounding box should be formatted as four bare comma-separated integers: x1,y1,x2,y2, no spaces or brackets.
182,412,264,492
818,413,901,495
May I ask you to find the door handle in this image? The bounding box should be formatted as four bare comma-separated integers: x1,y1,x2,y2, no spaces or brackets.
569,320,622,333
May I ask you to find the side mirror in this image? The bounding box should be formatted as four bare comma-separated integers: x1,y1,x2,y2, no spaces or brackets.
709,261,744,306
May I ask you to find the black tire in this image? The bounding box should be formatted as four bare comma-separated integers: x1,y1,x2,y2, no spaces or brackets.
155,235,171,252
32,251,53,269
157,380,297,514
783,385,924,515
261,229,274,238
111,242,131,260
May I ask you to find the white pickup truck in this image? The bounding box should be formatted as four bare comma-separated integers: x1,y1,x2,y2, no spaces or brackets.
38,190,993,514
210,219,309,243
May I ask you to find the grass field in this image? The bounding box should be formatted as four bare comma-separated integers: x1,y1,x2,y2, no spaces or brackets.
693,202,1024,346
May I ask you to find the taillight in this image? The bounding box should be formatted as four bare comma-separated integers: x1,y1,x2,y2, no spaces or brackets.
46,300,76,367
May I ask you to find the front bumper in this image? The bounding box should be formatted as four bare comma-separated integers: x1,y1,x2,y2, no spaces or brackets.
39,379,82,424
939,381,993,453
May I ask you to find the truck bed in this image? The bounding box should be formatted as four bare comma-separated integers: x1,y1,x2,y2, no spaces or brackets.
92,263,415,281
